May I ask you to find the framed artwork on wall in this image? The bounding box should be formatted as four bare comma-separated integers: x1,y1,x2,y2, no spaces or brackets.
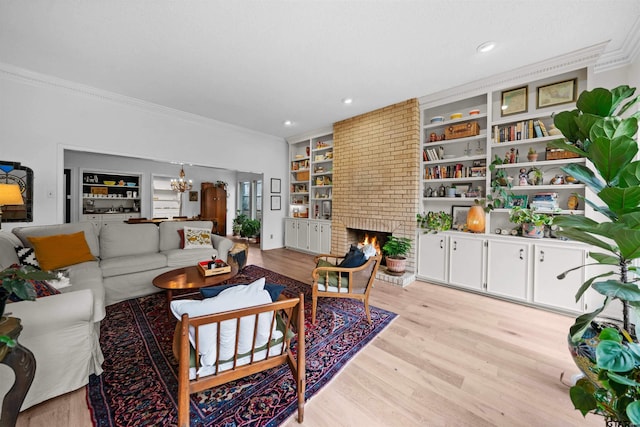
271,195,281,210
270,178,281,194
537,78,577,108
189,191,198,202
501,86,528,116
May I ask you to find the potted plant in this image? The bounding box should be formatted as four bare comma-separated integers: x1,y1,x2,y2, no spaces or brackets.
485,154,514,211
527,167,543,185
546,85,640,425
240,218,261,242
527,147,538,162
382,236,412,275
0,265,56,318
508,206,553,238
232,211,249,236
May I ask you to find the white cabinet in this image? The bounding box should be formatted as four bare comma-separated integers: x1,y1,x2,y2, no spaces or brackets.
309,220,332,254
417,232,448,283
284,218,311,252
285,219,298,248
449,234,485,291
487,240,530,301
533,243,586,313
81,169,142,219
152,175,181,219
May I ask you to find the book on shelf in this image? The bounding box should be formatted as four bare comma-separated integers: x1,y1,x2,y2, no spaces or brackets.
494,119,551,143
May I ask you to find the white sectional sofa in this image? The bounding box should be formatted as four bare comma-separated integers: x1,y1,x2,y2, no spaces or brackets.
0,220,232,411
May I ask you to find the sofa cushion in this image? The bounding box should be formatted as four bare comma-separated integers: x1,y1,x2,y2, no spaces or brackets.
183,227,213,250
100,223,159,259
27,232,96,271
13,222,100,258
15,246,40,269
100,252,167,278
163,248,218,268
158,221,214,252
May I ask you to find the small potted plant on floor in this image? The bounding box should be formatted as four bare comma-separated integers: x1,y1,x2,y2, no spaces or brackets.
508,206,553,238
232,211,248,236
382,236,412,275
240,219,261,243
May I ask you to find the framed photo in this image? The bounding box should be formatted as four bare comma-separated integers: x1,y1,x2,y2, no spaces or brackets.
506,194,529,208
537,78,577,109
501,86,528,116
188,191,198,202
451,205,470,228
270,195,281,211
270,178,281,194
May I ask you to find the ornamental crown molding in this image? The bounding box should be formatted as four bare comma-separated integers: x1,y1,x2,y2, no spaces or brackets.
0,62,282,141
594,16,640,73
419,42,608,108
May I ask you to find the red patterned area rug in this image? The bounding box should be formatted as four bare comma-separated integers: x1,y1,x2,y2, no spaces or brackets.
86,265,397,426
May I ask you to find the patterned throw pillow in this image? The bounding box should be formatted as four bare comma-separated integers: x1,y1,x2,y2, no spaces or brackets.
183,227,213,250
14,246,41,269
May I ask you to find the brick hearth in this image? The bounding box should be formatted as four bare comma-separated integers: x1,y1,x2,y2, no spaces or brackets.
331,99,420,285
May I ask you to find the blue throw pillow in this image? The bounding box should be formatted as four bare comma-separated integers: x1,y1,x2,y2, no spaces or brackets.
201,282,285,302
339,245,367,268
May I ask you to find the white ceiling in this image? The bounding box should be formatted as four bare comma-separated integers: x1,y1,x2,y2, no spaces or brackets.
1,1,639,139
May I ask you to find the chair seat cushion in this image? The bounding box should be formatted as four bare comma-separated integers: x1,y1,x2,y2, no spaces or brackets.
315,259,349,291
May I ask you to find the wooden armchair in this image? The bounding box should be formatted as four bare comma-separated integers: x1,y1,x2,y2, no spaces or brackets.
311,254,382,324
174,294,305,426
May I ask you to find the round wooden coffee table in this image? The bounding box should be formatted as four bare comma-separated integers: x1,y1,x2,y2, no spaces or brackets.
153,264,239,318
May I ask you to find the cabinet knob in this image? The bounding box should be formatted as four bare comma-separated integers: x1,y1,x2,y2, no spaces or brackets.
453,241,457,251
439,239,444,249
519,249,524,260
539,250,545,262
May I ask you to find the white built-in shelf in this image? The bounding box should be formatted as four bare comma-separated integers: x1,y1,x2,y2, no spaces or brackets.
422,197,477,202
423,176,486,184
493,208,585,215
423,113,488,130
494,158,585,169
508,184,586,191
423,154,486,166
424,132,487,147
490,135,565,147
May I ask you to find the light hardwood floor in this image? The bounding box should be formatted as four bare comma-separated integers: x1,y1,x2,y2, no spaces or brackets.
16,245,602,426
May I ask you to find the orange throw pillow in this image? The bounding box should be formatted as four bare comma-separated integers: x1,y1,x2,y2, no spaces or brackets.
27,231,96,271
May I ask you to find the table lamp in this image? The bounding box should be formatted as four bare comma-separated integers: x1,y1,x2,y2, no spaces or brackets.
0,184,24,229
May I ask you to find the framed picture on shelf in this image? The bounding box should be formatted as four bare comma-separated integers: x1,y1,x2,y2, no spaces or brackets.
270,178,281,193
506,194,529,208
451,205,469,229
270,195,281,211
501,86,528,116
537,78,577,108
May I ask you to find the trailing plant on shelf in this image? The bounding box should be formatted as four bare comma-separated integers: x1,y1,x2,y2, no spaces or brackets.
484,154,514,211
545,85,640,424
508,206,554,227
417,211,452,232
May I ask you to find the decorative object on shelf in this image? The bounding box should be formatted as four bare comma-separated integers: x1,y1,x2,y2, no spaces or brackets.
530,192,559,211
430,116,444,123
170,165,193,193
565,174,580,184
450,113,462,120
518,168,528,186
501,86,528,116
567,194,579,210
270,178,281,194
0,184,24,230
536,78,577,108
466,203,485,233
469,109,480,116
506,194,528,208
527,147,539,162
445,121,480,140
417,211,452,232
550,174,565,185
508,206,554,238
549,85,640,425
382,236,412,275
451,205,470,230
527,167,544,185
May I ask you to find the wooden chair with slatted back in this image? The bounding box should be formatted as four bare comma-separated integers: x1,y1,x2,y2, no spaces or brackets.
311,254,382,324
174,293,306,426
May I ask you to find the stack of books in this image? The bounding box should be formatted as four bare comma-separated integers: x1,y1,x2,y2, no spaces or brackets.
530,192,559,212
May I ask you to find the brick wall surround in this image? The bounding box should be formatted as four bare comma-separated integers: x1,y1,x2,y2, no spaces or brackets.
332,99,420,273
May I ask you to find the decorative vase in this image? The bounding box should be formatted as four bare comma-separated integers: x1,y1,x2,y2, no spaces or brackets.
385,256,406,275
527,153,538,162
522,223,544,238
466,205,485,233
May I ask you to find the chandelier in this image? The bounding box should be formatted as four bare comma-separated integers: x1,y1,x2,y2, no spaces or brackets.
171,166,193,193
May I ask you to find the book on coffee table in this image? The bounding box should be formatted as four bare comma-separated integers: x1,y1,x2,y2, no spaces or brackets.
197,259,232,277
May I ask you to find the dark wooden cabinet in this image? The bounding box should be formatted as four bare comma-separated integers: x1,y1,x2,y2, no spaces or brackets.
200,182,227,235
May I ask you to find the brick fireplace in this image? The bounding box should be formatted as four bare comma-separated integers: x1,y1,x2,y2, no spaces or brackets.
331,99,420,286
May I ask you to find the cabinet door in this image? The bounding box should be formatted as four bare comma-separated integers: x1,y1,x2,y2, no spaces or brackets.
308,221,321,253
487,240,530,301
449,235,485,291
297,220,310,251
320,222,331,253
417,233,448,283
533,244,585,313
284,219,298,248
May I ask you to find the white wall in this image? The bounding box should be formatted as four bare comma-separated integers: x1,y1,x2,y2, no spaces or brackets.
0,70,288,249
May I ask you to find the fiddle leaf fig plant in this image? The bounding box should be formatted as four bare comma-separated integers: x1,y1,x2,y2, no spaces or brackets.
548,85,640,424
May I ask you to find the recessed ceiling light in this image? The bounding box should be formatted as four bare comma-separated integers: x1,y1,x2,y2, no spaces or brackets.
477,41,496,53
342,98,353,105
283,120,293,126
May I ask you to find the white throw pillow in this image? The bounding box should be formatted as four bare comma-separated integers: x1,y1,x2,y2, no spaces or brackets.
170,277,280,366
183,226,213,250
47,271,72,290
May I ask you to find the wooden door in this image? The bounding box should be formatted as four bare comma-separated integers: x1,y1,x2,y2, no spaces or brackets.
201,183,227,235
